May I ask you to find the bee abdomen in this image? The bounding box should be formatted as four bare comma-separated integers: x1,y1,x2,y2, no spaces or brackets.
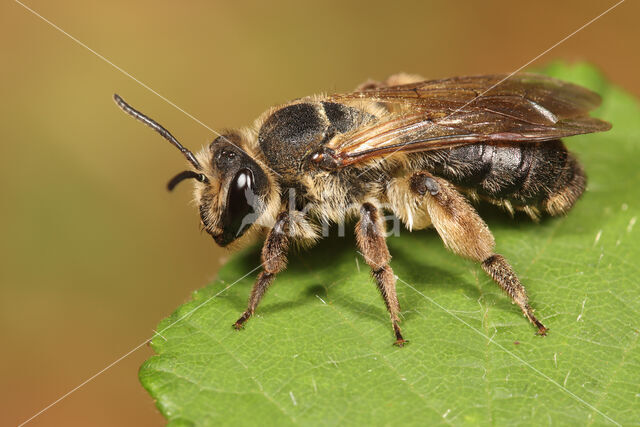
540,152,586,216
421,140,586,217
508,140,586,216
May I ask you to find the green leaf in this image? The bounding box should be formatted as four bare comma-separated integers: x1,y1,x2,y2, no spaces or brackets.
140,63,640,426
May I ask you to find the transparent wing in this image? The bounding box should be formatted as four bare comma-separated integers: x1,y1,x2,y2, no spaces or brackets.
323,74,610,167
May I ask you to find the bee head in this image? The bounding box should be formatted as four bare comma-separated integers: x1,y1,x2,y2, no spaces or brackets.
113,94,273,247
193,133,271,247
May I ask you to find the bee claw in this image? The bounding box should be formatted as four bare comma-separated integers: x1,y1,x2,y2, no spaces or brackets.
233,312,252,330
393,338,409,347
536,326,549,336
532,321,548,336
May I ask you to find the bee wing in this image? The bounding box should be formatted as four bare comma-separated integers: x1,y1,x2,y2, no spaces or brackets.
324,74,611,167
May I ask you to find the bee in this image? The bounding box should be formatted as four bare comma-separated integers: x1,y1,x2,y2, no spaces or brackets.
114,72,610,346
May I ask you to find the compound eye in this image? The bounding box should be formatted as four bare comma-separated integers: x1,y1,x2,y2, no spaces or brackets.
222,168,255,241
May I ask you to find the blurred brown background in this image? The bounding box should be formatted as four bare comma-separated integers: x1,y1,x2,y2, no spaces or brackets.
1,1,638,425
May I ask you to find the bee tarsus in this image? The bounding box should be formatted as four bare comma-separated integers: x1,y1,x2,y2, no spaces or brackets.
481,254,548,335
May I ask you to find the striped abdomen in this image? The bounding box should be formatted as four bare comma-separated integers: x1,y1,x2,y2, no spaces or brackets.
418,140,586,218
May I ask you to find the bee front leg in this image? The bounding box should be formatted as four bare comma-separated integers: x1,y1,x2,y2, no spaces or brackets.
356,203,406,347
409,172,548,335
233,211,290,329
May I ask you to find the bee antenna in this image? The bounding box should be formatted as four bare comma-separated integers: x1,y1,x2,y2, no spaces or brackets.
113,94,201,170
167,170,208,191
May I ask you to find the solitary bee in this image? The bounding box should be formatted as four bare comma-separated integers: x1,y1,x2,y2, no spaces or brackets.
115,73,610,346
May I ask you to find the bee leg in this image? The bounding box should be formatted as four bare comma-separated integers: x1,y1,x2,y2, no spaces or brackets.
233,211,290,330
356,203,406,347
409,172,548,335
481,255,547,335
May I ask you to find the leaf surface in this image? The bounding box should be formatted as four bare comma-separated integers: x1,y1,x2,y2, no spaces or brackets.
140,63,640,426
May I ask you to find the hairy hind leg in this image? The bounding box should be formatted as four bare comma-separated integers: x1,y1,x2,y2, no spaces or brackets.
409,172,547,335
